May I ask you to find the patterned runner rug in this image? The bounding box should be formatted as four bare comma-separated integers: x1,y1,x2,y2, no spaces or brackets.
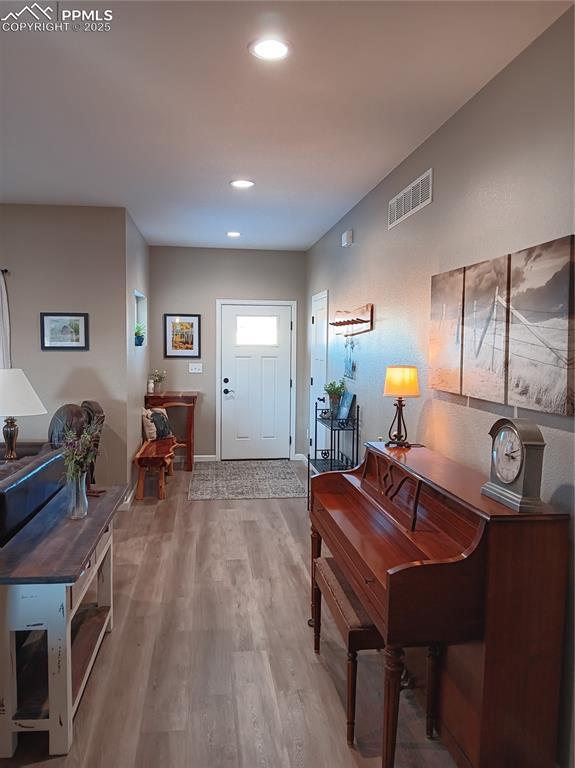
188,460,306,500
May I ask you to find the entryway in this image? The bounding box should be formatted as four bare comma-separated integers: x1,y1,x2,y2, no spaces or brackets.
217,300,296,460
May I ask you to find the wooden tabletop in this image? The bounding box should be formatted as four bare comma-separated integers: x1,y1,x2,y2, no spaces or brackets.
145,391,198,402
0,485,125,585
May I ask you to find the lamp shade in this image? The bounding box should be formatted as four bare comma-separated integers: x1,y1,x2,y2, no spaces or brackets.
383,366,420,398
0,369,47,417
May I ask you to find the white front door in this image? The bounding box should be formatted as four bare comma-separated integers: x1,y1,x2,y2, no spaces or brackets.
220,303,293,460
309,290,328,453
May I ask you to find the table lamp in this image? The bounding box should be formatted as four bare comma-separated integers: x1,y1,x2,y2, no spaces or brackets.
0,369,47,460
383,365,420,448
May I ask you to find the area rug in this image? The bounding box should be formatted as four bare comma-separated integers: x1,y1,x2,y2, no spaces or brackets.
188,460,306,500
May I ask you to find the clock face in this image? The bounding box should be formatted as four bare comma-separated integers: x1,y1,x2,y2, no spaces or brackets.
492,425,524,484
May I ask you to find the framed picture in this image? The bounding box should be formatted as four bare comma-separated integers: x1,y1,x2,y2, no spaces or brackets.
337,391,356,420
40,313,89,351
164,313,201,358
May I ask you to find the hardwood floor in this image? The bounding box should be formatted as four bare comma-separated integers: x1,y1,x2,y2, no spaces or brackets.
4,467,456,768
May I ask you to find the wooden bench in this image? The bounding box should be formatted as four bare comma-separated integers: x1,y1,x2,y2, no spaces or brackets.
134,437,179,500
313,556,439,747
313,556,384,745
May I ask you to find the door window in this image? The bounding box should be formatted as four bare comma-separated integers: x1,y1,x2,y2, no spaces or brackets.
236,315,278,346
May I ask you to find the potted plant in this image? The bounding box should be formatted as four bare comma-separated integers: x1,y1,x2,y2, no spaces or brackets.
150,369,167,394
62,418,103,519
324,378,346,416
135,322,146,347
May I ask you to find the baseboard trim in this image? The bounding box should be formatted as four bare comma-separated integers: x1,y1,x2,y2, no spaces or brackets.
194,454,217,463
293,453,308,464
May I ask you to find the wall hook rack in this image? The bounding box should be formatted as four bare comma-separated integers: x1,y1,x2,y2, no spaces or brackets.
329,303,373,336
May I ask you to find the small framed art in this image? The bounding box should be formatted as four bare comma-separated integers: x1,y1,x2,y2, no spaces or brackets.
40,313,89,351
337,391,356,420
164,313,201,358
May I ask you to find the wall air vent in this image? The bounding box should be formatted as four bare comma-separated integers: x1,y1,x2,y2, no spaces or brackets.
388,168,433,229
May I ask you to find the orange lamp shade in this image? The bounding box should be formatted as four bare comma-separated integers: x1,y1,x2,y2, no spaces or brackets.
383,366,420,398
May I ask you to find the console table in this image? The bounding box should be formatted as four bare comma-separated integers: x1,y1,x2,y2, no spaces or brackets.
0,485,125,757
145,390,198,471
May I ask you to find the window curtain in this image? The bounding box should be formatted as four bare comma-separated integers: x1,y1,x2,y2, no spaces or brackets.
0,272,11,368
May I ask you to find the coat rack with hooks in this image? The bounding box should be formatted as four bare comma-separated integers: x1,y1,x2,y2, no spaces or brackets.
329,303,373,336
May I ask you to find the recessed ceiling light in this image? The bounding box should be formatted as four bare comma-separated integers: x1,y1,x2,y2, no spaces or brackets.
230,179,255,189
249,38,290,61
227,231,241,238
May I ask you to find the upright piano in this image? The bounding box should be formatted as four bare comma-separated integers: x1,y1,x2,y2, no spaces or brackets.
309,442,569,768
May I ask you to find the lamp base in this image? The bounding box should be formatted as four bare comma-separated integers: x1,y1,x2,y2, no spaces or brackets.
386,397,410,448
385,439,412,449
3,417,19,461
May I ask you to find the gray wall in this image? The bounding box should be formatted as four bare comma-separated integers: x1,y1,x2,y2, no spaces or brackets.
149,247,307,456
307,11,574,766
0,204,150,487
0,204,128,483
126,213,150,482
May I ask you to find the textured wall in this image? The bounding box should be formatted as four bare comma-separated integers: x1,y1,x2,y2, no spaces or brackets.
149,247,308,456
307,11,574,766
0,204,129,484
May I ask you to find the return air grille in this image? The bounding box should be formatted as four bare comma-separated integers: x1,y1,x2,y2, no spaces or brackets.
388,168,433,229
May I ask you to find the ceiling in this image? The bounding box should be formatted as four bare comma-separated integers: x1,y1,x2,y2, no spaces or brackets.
0,1,570,250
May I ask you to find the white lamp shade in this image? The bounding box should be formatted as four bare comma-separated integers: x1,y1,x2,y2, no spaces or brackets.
0,369,47,417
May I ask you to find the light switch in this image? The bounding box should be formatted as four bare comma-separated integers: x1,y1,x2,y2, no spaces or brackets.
188,362,203,373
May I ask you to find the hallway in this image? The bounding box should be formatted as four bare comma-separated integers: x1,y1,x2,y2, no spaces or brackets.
6,468,455,768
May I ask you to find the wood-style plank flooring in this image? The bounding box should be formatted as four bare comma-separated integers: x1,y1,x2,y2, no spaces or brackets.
4,466,456,768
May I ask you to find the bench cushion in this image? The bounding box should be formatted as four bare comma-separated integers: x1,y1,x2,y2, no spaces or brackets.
315,557,374,630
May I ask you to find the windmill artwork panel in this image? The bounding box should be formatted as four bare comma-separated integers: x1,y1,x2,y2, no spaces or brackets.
508,236,573,415
429,235,574,416
428,267,464,395
462,255,508,404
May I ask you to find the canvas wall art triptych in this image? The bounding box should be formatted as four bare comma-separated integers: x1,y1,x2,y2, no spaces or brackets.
429,235,574,416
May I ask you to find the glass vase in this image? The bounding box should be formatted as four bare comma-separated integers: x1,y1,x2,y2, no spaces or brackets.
68,472,89,520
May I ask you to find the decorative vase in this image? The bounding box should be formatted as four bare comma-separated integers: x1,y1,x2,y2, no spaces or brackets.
153,381,163,394
68,472,89,520
135,335,145,347
329,395,341,417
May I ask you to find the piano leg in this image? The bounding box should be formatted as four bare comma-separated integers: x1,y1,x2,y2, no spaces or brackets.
426,644,441,739
313,581,322,653
309,526,322,628
382,644,404,768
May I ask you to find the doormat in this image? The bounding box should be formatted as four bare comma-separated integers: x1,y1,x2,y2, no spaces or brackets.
188,460,306,500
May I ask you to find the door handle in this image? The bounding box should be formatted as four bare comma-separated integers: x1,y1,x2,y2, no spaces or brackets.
317,396,326,403
223,377,229,384
223,388,235,395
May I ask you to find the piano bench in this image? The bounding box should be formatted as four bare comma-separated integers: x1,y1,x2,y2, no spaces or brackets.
313,556,384,746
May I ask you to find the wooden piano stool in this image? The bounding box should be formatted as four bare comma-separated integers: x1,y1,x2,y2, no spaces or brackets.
313,556,384,745
312,556,439,747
